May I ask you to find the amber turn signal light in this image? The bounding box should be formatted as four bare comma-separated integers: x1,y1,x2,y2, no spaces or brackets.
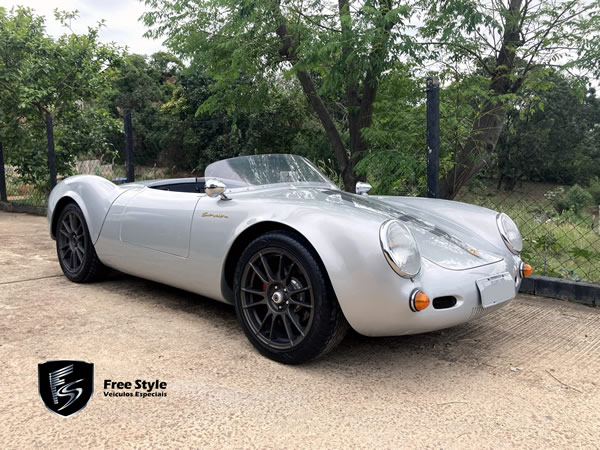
409,290,430,312
520,263,533,278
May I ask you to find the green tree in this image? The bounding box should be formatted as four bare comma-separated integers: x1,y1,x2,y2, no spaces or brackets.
496,73,600,188
420,0,600,198
0,7,120,186
143,0,417,192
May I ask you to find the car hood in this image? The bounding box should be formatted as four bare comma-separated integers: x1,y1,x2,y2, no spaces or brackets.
270,187,504,271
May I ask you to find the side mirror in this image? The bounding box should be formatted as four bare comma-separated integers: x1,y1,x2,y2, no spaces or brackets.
205,179,227,198
356,181,372,196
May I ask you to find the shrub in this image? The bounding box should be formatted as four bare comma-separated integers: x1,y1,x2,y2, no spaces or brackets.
550,184,593,215
588,177,600,205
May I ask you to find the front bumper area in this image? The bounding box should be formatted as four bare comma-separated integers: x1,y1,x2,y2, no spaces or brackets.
336,254,522,337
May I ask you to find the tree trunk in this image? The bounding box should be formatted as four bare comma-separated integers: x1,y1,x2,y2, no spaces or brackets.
500,175,519,191
440,101,507,199
272,0,394,193
439,0,523,199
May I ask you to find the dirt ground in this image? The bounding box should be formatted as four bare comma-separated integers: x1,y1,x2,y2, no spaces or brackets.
1,211,599,449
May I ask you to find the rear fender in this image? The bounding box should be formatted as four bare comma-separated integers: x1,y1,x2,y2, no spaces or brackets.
48,175,123,243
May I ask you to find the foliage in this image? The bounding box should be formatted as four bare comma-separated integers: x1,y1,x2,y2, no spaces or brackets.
142,0,421,191
0,7,121,187
588,177,600,205
419,0,600,198
550,185,594,215
496,73,600,187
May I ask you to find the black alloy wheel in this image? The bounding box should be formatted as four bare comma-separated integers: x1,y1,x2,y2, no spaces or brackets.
56,203,105,283
234,231,348,364
57,210,86,273
240,247,314,350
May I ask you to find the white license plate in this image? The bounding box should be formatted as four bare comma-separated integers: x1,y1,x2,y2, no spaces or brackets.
476,272,515,308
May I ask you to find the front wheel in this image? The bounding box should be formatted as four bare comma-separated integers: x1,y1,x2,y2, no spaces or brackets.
56,203,105,283
233,231,348,364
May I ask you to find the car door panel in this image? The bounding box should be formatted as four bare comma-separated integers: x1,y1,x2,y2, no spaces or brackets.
120,188,200,257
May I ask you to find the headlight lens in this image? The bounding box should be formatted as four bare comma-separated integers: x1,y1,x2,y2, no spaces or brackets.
379,219,421,278
496,213,522,254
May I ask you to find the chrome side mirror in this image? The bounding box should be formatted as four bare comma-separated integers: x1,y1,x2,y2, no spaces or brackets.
205,179,229,200
356,181,372,196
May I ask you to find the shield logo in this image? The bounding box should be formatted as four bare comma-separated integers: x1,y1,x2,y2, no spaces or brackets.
38,360,94,417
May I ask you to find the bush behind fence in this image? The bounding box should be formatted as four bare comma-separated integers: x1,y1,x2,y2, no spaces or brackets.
456,179,600,284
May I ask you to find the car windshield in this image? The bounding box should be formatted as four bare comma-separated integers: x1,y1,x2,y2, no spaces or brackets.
204,154,336,188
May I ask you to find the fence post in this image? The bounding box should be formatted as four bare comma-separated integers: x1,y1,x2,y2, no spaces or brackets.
0,141,7,202
45,114,57,189
426,76,440,198
124,109,134,183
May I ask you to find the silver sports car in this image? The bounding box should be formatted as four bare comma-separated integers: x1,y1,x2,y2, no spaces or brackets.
48,154,532,363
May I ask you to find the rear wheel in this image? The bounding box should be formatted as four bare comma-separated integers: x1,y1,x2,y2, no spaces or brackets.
56,203,105,283
234,231,348,364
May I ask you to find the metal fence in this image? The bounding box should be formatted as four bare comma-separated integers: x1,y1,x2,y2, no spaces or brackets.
455,180,600,284
1,103,599,285
4,161,127,206
0,109,134,211
423,79,600,285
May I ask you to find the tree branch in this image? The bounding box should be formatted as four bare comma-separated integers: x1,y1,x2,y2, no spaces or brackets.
270,2,350,175
420,41,496,76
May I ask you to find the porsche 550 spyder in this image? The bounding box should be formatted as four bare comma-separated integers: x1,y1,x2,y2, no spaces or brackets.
48,154,531,363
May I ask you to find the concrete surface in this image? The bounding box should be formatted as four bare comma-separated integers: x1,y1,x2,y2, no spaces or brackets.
1,211,599,449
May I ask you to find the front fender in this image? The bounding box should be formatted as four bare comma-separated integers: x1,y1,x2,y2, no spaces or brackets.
217,200,403,333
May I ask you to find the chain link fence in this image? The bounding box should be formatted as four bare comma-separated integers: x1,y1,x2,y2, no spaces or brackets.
2,160,127,210
456,179,600,284
1,105,599,285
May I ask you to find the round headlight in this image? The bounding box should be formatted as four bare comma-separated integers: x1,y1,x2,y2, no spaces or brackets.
379,219,421,278
496,213,522,254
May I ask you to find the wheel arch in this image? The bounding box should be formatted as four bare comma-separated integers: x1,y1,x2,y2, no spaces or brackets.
220,221,336,304
50,195,89,240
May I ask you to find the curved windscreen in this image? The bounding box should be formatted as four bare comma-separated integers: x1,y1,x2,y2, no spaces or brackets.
205,154,336,188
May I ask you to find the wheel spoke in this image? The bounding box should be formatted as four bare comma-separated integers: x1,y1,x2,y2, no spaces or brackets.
286,310,305,337
268,314,276,340
60,247,71,260
283,262,295,285
59,228,70,239
288,286,309,296
259,253,276,282
282,314,294,345
241,287,266,297
288,298,313,309
243,299,267,309
249,262,268,284
70,252,76,270
74,221,83,235
69,214,76,234
258,311,273,333
74,247,84,265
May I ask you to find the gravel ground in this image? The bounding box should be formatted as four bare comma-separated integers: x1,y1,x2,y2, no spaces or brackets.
1,211,599,449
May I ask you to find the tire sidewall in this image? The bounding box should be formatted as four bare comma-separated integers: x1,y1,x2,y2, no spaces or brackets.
233,231,339,364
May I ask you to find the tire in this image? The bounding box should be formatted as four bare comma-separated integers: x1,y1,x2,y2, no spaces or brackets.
56,203,106,283
233,231,349,364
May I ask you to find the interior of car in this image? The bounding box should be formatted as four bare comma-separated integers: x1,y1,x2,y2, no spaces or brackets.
150,178,206,193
